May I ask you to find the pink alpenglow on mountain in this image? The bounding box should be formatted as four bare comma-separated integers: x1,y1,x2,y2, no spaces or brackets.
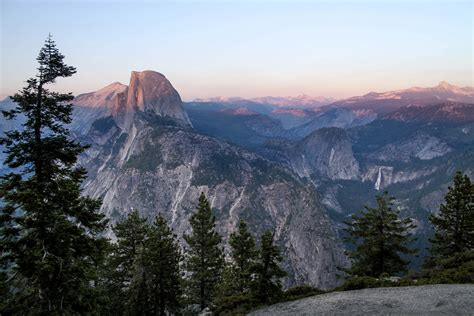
112,70,191,127
338,81,474,104
251,95,335,108
220,107,258,116
330,81,474,115
74,71,191,127
74,82,128,108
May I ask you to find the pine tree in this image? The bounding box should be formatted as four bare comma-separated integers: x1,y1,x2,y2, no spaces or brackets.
112,209,148,281
428,171,474,263
214,221,257,312
229,220,257,294
251,230,287,304
106,209,148,312
142,214,183,316
184,192,224,310
344,192,417,277
0,34,108,314
127,247,151,316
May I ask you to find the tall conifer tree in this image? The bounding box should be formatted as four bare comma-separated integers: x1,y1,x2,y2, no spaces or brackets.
0,35,107,314
214,220,257,311
428,171,474,263
127,247,151,316
229,220,257,293
251,230,286,304
142,214,182,316
184,192,224,310
105,209,148,312
111,209,148,285
344,192,417,277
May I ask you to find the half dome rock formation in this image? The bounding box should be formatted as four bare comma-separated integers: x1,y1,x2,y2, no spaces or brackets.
112,70,191,128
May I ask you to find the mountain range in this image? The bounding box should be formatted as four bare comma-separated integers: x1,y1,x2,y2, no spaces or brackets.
194,95,336,109
1,72,473,287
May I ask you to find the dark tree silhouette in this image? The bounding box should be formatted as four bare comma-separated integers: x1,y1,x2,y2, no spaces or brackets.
0,34,107,314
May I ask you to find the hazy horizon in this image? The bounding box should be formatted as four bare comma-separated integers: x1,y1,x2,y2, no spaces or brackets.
1,0,472,101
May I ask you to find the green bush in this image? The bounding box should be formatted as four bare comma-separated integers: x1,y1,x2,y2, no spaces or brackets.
283,285,323,301
398,277,415,286
213,294,258,316
339,276,383,291
420,251,474,284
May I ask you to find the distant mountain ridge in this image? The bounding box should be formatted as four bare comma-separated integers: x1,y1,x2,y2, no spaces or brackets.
192,81,473,110
384,101,474,123
194,94,335,109
67,80,474,131
330,81,474,116
186,81,473,134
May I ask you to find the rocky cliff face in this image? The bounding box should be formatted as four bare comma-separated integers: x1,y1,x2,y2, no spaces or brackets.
368,132,452,163
259,127,360,182
71,82,127,134
112,71,191,129
289,128,360,180
75,82,128,108
71,71,191,132
74,71,347,289
79,113,346,289
287,108,376,139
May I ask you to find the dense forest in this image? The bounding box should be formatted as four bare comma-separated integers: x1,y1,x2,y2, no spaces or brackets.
1,37,473,315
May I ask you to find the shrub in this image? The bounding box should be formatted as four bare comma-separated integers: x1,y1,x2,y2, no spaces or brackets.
213,294,258,316
399,277,415,286
283,285,323,301
420,251,474,284
339,276,383,291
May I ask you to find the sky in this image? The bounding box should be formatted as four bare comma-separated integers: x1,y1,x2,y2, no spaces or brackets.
1,0,472,101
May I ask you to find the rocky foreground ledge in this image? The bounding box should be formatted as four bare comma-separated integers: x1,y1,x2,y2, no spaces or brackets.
249,284,474,315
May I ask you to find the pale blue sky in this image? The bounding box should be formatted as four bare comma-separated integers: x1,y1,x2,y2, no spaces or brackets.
1,0,472,100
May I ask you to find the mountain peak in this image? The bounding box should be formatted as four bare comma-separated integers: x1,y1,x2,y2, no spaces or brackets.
335,81,474,112
75,81,127,108
111,70,191,127
125,70,176,110
437,81,455,89
105,81,126,88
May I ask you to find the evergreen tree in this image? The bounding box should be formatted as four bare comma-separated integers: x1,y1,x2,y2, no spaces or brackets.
112,209,148,282
214,264,240,301
229,220,257,294
427,171,474,263
106,209,148,312
142,214,183,316
0,34,107,314
344,192,417,277
127,247,152,316
184,192,224,310
214,221,257,312
251,230,287,304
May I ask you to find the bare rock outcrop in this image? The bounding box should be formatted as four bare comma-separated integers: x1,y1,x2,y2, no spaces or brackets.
112,70,191,128
250,284,474,315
